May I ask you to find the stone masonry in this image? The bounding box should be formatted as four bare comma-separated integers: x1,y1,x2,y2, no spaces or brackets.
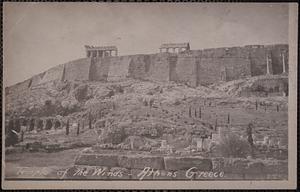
6,44,288,93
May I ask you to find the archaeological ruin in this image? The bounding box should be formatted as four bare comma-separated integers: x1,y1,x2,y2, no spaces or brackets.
159,43,190,53
7,43,288,95
85,45,118,58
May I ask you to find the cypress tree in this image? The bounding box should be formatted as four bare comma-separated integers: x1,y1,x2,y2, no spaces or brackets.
199,107,201,119
89,112,92,129
77,122,80,136
255,100,258,110
227,113,230,124
66,120,69,135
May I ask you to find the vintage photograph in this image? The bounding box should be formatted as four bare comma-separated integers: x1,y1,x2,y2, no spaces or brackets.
2,2,297,189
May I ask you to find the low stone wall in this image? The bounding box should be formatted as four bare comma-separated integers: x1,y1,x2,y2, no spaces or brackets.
73,152,287,180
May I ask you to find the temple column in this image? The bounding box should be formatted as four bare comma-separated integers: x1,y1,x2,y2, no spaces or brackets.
282,52,286,73
266,54,270,75
115,50,118,56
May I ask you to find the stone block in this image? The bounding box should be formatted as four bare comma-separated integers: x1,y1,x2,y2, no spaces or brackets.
223,158,249,174
264,160,288,174
164,157,213,171
245,161,266,174
74,153,119,167
118,155,165,170
212,157,225,172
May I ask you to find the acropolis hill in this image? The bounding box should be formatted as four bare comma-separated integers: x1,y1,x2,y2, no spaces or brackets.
6,43,288,94
5,43,289,181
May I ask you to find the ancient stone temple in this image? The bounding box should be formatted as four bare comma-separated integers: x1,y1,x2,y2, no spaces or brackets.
159,43,190,53
85,45,118,58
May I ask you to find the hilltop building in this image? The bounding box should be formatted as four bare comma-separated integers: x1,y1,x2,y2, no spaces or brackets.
160,43,190,53
85,45,118,58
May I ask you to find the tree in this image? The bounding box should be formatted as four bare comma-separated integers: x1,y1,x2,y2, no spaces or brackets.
199,107,201,119
66,120,69,135
77,121,80,136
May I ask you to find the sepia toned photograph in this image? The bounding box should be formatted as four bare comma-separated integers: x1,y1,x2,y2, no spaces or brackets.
2,2,297,190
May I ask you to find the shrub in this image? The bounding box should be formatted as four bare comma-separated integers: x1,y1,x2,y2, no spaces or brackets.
217,133,251,158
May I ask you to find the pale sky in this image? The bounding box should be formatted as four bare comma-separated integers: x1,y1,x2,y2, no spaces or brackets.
4,3,289,86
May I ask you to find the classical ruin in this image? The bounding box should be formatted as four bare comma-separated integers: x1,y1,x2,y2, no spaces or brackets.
85,45,118,58
6,43,289,98
159,43,190,53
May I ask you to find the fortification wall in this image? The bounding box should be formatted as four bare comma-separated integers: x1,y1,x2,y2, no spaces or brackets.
240,76,288,97
174,54,198,87
247,46,269,76
30,72,46,87
148,53,172,82
6,44,289,91
6,79,32,95
192,47,251,85
196,57,222,86
127,55,151,80
63,58,91,81
268,44,289,74
38,64,65,84
89,57,109,81
220,57,251,81
107,56,131,81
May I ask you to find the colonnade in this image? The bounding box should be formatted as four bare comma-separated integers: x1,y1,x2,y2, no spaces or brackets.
86,49,118,58
159,47,188,53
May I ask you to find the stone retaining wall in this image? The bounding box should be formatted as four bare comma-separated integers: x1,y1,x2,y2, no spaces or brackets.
73,153,287,180
6,44,289,91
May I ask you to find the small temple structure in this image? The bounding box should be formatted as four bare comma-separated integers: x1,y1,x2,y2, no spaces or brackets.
159,43,190,53
85,45,118,58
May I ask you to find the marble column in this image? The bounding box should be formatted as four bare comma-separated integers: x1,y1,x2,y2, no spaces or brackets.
282,52,286,73
266,54,270,75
